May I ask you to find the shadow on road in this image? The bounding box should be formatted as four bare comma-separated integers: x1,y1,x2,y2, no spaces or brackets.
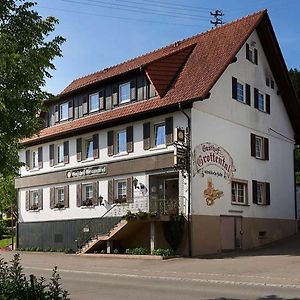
210,296,300,300
198,233,300,259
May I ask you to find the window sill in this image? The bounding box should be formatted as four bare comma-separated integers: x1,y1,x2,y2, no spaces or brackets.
53,163,65,168
29,167,40,172
81,157,95,163
28,209,41,212
149,145,167,151
53,207,67,211
113,152,128,158
231,203,250,207
80,205,95,209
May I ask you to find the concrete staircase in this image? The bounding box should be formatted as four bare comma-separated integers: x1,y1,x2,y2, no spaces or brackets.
80,219,129,254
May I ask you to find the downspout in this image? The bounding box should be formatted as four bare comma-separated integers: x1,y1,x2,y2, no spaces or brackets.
178,103,192,257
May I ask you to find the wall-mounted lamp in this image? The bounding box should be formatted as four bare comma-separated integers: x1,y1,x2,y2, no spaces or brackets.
133,178,139,189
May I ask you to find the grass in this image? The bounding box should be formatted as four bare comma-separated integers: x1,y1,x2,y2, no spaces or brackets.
0,237,15,248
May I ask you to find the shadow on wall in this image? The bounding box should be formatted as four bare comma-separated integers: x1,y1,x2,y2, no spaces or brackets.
210,296,299,300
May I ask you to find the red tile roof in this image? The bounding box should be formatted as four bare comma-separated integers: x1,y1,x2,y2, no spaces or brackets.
24,10,300,145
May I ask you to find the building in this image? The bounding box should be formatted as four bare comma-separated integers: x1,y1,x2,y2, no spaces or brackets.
15,10,300,256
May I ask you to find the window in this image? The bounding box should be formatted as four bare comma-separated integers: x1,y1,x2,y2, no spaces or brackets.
26,189,42,211
236,82,245,102
254,88,270,114
232,77,250,105
31,191,39,206
85,138,93,160
60,102,69,121
258,92,265,112
57,144,64,164
117,130,127,153
26,147,43,170
255,136,263,159
116,180,127,202
32,150,38,169
89,93,99,112
154,123,166,147
82,184,93,206
246,43,258,64
253,181,270,205
56,187,65,208
251,133,269,160
57,187,64,203
119,82,131,103
232,181,248,205
257,182,265,204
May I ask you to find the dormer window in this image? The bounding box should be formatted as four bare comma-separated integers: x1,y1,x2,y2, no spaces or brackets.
89,93,99,112
60,102,69,121
119,82,131,103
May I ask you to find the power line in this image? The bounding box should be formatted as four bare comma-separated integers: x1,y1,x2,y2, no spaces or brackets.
60,0,212,21
101,0,215,13
38,5,204,28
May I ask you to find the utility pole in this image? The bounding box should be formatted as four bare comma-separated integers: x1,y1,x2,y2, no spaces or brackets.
210,10,224,28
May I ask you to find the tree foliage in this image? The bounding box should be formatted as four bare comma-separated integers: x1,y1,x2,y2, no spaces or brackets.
0,175,15,214
0,0,65,176
289,68,300,101
0,254,69,299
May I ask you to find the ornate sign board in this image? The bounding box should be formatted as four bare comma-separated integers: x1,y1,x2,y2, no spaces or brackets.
193,143,236,182
66,165,107,179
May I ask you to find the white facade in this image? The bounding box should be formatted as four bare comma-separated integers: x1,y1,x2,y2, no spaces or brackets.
18,112,188,223
191,30,295,220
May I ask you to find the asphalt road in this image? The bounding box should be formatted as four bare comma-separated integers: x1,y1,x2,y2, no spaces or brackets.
1,236,300,300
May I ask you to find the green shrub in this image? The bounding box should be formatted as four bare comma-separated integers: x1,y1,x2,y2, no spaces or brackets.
151,248,176,257
64,248,75,254
136,210,148,220
113,248,119,254
125,247,149,255
0,254,69,299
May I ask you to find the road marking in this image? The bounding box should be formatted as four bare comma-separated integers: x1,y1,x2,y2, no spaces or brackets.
24,266,300,290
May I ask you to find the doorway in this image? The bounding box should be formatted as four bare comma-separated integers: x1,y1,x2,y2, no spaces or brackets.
220,216,242,251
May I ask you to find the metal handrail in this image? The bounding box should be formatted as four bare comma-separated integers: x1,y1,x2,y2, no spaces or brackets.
77,196,187,250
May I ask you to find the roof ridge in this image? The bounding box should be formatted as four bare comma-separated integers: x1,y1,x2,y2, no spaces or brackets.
61,9,267,95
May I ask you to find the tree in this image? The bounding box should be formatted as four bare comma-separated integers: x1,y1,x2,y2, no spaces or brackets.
0,0,65,177
0,175,15,217
289,68,300,101
289,69,300,183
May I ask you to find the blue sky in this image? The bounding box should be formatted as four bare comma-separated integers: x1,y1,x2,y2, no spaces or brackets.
37,0,300,95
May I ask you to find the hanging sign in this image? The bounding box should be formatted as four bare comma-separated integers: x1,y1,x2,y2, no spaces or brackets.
193,143,236,181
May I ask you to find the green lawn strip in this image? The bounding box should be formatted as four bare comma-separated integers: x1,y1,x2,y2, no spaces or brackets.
0,237,15,248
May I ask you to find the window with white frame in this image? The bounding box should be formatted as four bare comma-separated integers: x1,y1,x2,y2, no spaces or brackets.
117,130,127,153
231,181,248,205
31,150,38,169
255,136,263,159
30,190,39,209
258,92,265,112
236,81,245,102
82,183,93,206
116,180,127,202
154,122,166,147
57,144,64,164
257,182,266,204
60,102,69,121
89,93,99,112
85,138,93,160
119,82,131,103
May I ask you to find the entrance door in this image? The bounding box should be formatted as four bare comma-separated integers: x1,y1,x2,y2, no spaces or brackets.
220,216,242,251
149,174,179,214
